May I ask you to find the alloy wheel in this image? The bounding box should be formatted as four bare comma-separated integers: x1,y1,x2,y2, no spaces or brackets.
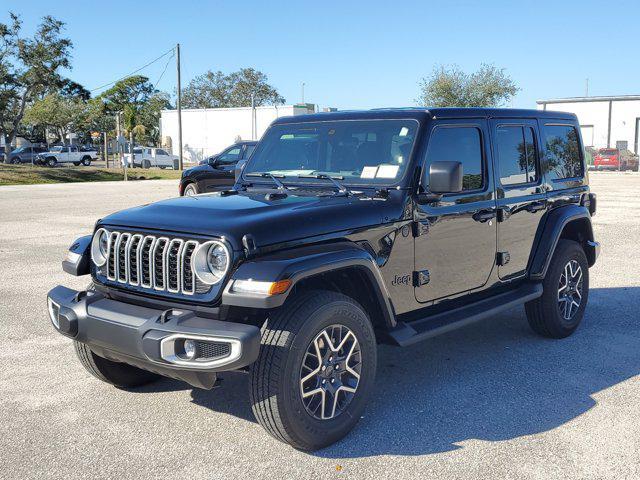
557,260,583,321
299,324,362,420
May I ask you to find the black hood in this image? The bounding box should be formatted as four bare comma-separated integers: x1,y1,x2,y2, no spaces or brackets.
98,190,408,251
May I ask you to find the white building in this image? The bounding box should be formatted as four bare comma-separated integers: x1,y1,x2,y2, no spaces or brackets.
160,104,316,163
537,95,640,153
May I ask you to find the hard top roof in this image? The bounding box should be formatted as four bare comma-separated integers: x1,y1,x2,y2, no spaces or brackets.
272,107,576,125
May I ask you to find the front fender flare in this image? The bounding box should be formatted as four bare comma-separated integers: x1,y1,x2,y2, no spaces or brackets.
222,241,396,328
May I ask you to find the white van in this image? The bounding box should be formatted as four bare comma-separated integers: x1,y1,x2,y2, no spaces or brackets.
123,147,178,169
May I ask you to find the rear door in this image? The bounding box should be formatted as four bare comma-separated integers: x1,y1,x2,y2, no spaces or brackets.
490,119,547,280
414,119,498,303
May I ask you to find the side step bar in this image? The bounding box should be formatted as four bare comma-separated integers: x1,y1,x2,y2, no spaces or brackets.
388,283,543,347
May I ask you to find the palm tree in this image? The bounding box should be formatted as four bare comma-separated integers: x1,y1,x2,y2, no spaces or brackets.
123,104,146,166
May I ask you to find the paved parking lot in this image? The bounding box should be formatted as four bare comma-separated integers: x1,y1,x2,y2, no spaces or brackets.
1,173,639,479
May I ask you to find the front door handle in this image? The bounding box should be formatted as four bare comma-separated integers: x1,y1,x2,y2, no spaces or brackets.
526,201,547,213
473,209,497,223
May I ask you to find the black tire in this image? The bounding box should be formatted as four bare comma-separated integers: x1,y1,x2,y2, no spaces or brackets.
11,156,21,164
249,290,377,451
73,162,80,166
74,341,160,388
46,157,57,167
525,239,589,338
81,156,91,166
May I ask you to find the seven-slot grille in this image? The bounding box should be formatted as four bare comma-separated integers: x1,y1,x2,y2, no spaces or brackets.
103,231,204,295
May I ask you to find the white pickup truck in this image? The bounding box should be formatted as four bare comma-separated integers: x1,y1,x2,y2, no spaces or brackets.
123,147,178,169
36,145,98,167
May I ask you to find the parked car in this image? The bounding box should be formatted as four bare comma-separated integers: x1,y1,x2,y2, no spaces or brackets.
123,147,178,169
48,108,599,451
7,146,48,164
593,148,639,171
35,145,98,167
180,141,257,195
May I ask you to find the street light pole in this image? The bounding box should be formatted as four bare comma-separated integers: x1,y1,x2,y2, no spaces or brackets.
176,43,184,170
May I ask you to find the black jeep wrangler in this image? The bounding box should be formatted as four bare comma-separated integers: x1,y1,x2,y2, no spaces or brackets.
48,108,599,450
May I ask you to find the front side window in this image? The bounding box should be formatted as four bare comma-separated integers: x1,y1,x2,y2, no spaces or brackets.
496,125,538,186
543,125,582,180
244,119,419,186
425,126,483,191
156,149,169,156
217,147,241,165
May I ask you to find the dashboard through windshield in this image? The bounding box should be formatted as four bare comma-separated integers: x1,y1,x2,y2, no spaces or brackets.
243,119,419,186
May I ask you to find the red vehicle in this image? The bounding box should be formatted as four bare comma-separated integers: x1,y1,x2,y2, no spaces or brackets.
594,148,639,171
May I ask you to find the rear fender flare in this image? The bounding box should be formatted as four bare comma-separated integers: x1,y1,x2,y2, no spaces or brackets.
529,205,595,280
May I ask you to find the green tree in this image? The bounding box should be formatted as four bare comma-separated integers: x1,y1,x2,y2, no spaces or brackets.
23,93,85,144
182,67,284,109
98,75,156,114
417,64,518,108
0,12,72,160
97,75,168,145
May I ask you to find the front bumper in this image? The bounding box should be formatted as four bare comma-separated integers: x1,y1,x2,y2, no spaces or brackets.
47,285,261,389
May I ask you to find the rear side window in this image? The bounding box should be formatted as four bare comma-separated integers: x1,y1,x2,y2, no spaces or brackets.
496,125,538,185
543,125,582,180
426,126,484,191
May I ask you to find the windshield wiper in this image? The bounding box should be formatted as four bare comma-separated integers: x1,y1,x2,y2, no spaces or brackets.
245,172,289,190
298,173,352,196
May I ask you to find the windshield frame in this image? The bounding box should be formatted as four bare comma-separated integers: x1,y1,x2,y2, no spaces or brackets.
241,118,422,189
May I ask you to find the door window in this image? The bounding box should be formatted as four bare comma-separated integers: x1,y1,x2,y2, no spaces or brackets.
156,149,169,156
426,126,484,191
543,125,582,180
218,147,241,165
496,125,538,185
244,144,256,159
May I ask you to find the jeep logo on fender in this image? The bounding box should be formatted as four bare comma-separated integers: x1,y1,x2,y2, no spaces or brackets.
391,274,411,286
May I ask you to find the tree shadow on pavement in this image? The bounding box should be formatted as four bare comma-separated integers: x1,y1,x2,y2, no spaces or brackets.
143,287,640,457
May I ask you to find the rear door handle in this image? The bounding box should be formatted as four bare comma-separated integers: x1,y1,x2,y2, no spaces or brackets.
473,209,497,223
526,201,547,213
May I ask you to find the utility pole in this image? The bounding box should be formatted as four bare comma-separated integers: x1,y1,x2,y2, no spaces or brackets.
176,43,184,170
301,82,305,104
103,131,108,168
585,78,589,97
251,92,256,140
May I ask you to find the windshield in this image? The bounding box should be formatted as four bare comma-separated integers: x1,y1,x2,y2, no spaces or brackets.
244,119,419,186
598,149,617,155
50,146,64,152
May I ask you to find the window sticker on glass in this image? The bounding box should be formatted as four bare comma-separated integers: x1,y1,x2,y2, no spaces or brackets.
376,164,400,178
399,127,409,137
360,166,378,179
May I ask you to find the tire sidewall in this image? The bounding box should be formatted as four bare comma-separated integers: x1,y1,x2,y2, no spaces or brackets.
184,183,198,196
280,298,377,448
543,241,589,336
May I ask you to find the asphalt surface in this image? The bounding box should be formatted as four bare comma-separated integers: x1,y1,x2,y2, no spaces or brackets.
1,173,638,479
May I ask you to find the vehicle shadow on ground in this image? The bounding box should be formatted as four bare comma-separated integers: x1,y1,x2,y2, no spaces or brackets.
140,286,640,458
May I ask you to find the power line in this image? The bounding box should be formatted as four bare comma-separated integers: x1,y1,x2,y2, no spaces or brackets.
152,51,175,90
90,47,175,93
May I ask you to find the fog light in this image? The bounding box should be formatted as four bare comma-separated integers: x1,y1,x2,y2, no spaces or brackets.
47,298,60,329
183,339,196,360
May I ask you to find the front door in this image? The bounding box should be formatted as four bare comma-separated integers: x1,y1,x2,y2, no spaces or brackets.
414,120,498,303
204,146,241,191
490,119,547,280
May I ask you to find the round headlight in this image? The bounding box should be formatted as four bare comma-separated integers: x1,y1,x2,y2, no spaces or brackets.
192,240,230,285
91,228,110,267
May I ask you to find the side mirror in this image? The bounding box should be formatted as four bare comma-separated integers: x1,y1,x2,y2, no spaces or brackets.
208,156,219,167
418,161,463,204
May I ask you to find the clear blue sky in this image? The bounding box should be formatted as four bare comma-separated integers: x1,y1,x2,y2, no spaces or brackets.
4,0,639,110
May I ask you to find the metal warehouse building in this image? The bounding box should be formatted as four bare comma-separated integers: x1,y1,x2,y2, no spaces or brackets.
537,95,640,153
